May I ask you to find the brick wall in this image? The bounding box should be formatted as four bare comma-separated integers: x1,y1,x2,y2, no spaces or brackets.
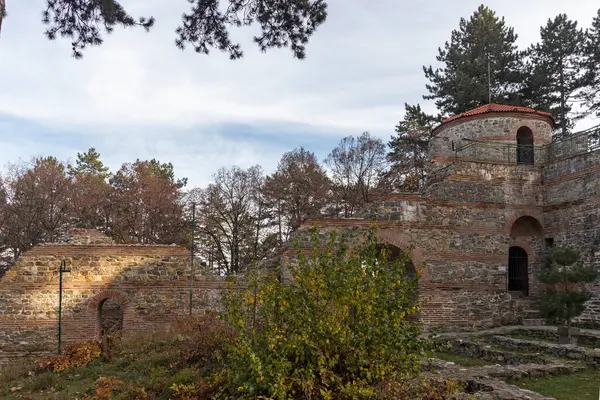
0,231,226,366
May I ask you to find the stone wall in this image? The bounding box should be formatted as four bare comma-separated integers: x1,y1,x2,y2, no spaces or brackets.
430,114,553,160
0,230,226,366
287,114,600,331
542,148,600,327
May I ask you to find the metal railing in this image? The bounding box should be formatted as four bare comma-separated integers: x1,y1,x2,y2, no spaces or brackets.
454,124,600,166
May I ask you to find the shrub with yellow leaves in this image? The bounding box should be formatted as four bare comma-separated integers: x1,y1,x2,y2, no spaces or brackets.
215,226,441,399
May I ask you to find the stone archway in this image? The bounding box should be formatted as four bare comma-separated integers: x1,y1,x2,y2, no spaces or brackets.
375,243,419,321
508,216,544,297
87,290,129,339
98,298,124,336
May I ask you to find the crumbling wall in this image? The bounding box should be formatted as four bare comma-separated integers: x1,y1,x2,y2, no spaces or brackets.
0,229,225,366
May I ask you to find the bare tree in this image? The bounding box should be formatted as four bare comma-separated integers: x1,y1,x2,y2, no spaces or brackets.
324,132,388,218
192,165,267,275
263,147,331,244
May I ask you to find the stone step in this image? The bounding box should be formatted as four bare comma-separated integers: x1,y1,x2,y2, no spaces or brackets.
522,309,541,317
522,318,545,326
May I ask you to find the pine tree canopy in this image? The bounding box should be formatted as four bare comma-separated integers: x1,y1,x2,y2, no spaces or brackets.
526,14,586,136
0,0,327,59
423,5,525,117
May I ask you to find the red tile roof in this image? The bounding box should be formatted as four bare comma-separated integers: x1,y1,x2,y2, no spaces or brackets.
434,104,554,132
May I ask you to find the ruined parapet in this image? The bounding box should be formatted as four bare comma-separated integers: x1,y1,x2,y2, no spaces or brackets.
57,228,114,245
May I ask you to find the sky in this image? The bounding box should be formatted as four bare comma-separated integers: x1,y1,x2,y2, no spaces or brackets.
0,1,599,188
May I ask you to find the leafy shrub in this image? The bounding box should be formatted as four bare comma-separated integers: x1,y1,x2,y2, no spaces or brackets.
36,341,102,372
82,376,149,400
377,376,462,399
175,314,235,369
215,226,435,399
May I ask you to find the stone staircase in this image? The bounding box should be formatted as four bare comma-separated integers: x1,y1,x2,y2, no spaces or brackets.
516,297,545,326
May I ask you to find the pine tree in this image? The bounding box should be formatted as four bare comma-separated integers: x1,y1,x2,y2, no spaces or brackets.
526,14,586,137
423,5,526,116
539,246,598,340
68,148,110,179
386,104,441,191
0,0,327,59
581,9,600,118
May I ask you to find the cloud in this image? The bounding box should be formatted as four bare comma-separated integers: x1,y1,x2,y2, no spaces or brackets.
0,0,599,186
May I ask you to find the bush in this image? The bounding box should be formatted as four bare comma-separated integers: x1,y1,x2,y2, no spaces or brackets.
35,341,102,372
215,226,435,399
539,246,599,328
175,314,235,369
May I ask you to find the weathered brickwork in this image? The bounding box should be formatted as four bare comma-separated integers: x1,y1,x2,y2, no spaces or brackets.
0,229,226,366
287,107,600,331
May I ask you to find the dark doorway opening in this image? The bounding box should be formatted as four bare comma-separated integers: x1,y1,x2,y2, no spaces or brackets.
98,298,124,337
508,246,529,295
516,126,534,165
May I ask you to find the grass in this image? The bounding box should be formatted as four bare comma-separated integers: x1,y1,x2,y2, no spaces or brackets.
510,367,600,400
431,352,495,367
0,334,203,400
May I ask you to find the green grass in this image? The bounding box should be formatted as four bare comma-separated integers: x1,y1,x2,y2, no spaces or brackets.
0,335,202,400
511,367,600,400
432,352,495,367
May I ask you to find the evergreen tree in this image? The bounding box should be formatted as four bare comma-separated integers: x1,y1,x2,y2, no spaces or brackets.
0,0,327,59
539,246,598,333
526,14,586,137
581,9,600,118
68,148,110,179
423,5,525,116
386,104,441,191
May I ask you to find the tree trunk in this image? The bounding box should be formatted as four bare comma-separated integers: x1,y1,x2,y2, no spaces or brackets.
559,60,567,137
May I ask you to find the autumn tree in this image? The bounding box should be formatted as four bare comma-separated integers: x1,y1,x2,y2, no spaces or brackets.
387,104,441,191
423,5,526,116
68,148,113,230
263,147,331,244
192,165,269,275
108,159,187,245
581,9,600,118
0,0,328,59
1,157,72,262
324,132,388,218
525,14,587,136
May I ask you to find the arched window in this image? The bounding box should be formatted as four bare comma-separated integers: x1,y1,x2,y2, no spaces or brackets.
516,126,534,165
508,246,529,295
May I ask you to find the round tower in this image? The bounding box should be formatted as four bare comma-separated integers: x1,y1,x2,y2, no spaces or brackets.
429,104,555,165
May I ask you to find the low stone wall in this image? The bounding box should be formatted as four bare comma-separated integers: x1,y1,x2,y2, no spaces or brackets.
443,338,550,365
488,335,600,369
0,230,226,367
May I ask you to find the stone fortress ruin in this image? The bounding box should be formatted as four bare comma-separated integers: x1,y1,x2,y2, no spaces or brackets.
282,104,600,330
0,228,224,365
1,104,600,365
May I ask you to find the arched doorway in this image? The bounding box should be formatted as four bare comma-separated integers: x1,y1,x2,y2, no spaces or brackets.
98,298,124,337
508,247,529,295
376,244,419,320
516,126,534,165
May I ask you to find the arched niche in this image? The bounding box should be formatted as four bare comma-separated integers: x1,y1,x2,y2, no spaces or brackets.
375,243,416,275
99,298,124,337
87,290,129,339
510,216,543,238
516,126,534,165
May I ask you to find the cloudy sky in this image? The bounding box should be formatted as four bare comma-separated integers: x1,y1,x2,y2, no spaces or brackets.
0,0,599,187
